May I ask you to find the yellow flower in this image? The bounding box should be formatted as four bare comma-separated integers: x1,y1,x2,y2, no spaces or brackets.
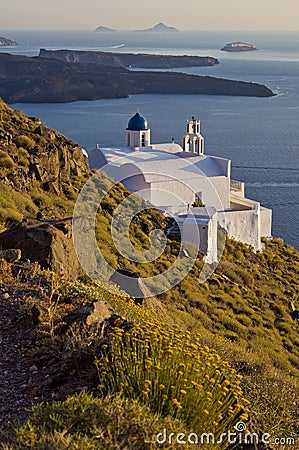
180,390,187,395
203,409,209,415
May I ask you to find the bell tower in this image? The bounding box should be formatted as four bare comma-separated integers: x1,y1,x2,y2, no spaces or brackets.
183,116,204,155
126,112,151,149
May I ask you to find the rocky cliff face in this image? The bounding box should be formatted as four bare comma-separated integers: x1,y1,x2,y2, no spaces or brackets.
0,99,91,274
0,99,89,194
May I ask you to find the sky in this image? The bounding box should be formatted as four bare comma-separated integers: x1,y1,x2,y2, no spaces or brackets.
0,0,298,31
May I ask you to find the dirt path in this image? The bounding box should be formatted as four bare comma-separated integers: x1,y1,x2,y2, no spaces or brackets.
0,288,42,440
0,283,91,443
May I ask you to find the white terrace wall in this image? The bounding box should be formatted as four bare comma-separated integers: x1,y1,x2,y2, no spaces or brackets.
224,207,261,251
260,206,272,237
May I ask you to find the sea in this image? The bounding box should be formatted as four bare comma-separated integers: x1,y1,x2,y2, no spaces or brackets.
1,30,298,248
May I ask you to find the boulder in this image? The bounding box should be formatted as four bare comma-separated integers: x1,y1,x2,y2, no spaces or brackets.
62,301,113,329
0,129,12,145
0,248,21,262
57,300,133,334
0,219,83,280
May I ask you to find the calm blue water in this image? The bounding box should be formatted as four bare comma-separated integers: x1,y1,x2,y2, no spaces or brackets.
1,30,298,248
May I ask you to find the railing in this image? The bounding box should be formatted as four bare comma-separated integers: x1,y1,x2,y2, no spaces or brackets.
230,179,244,191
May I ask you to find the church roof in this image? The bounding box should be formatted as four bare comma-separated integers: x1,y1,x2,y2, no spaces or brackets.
89,145,230,180
127,112,148,131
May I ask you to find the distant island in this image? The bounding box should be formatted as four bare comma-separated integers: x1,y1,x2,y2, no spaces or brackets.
135,22,179,32
95,26,115,32
39,49,219,69
0,53,274,103
221,42,258,52
0,36,18,46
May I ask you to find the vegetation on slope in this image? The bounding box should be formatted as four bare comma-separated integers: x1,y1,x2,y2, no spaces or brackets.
0,99,298,447
0,99,89,230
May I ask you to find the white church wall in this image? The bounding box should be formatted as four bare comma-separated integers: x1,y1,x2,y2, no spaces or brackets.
146,176,230,211
122,175,151,201
150,179,195,208
224,208,262,251
188,176,230,210
182,214,218,263
205,177,230,209
88,148,107,170
260,207,272,237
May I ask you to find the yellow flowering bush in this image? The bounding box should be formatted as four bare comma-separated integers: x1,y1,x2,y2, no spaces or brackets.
93,285,249,439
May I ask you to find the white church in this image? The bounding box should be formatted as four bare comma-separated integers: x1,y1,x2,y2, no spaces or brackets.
89,112,272,263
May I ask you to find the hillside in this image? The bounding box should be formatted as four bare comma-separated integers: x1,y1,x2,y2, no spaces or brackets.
0,100,298,449
0,53,274,103
0,98,89,229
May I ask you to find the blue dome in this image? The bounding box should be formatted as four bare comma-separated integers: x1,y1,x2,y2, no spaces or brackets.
127,112,148,131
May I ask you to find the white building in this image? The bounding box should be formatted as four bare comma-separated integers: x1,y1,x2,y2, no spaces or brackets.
89,113,272,262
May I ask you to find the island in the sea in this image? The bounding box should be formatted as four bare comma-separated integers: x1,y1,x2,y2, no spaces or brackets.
221,42,258,52
95,26,115,32
135,22,179,32
0,53,274,103
39,49,219,68
0,36,18,46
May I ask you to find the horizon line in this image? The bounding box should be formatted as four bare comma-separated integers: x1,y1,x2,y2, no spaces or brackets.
1,27,299,33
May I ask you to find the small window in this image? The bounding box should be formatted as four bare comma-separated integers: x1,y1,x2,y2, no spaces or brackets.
193,192,205,207
141,134,145,147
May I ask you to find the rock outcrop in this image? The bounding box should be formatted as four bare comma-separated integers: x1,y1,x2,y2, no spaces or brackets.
0,219,83,280
0,99,89,194
57,300,133,334
0,248,21,262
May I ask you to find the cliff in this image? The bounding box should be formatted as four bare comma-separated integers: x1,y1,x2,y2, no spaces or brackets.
39,48,219,68
0,53,274,104
0,36,18,46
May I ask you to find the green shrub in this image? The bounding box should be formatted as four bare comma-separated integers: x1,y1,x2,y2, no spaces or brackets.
0,207,22,225
4,393,193,450
14,134,35,150
16,156,29,168
30,190,51,208
0,150,15,176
